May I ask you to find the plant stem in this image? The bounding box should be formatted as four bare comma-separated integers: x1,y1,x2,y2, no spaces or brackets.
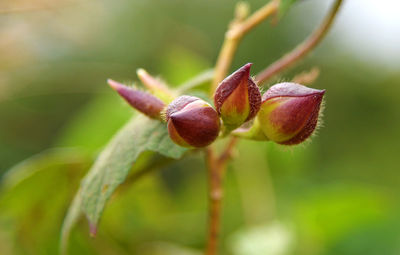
211,39,240,95
205,138,238,255
204,1,345,254
228,0,280,40
256,0,344,85
205,148,223,255
211,0,280,95
205,1,280,254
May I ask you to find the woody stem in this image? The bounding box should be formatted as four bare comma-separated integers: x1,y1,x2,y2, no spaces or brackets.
256,0,344,85
205,1,280,255
205,138,238,255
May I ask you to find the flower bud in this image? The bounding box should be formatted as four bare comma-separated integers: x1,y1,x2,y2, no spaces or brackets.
108,79,165,119
166,96,220,148
257,82,325,145
214,63,261,130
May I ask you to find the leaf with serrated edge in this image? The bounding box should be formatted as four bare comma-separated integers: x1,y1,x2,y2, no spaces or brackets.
60,115,186,253
73,115,186,232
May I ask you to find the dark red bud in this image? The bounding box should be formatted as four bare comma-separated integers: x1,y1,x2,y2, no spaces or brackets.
166,96,220,148
108,79,165,119
258,82,325,145
214,63,261,129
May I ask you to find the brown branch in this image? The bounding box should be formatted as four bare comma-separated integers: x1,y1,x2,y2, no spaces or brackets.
228,0,280,40
256,0,344,85
205,148,222,255
205,138,238,255
204,2,345,254
210,0,280,95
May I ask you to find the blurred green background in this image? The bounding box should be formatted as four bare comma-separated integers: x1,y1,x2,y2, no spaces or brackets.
1,0,400,254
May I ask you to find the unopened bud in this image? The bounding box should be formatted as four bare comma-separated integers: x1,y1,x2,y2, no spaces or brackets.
214,63,261,131
257,82,325,145
166,96,220,148
108,79,165,119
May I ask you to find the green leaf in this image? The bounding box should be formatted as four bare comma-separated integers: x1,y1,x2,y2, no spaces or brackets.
82,115,186,226
279,0,298,17
62,115,187,247
0,149,90,255
60,189,83,255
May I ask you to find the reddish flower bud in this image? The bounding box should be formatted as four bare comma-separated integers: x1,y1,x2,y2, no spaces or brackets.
108,79,165,119
166,96,220,148
214,63,261,130
257,82,325,145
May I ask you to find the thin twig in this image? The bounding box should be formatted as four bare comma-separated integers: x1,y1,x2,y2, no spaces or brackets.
227,0,280,40
205,138,238,255
205,148,221,255
256,0,344,85
210,0,280,95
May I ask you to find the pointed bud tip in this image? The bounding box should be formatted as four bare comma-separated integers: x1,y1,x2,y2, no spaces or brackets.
136,68,147,77
214,63,261,129
107,79,123,91
108,78,165,119
89,222,97,237
309,89,325,103
243,62,253,69
235,62,252,77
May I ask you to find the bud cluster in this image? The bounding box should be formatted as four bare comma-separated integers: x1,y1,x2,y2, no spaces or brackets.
108,63,325,148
